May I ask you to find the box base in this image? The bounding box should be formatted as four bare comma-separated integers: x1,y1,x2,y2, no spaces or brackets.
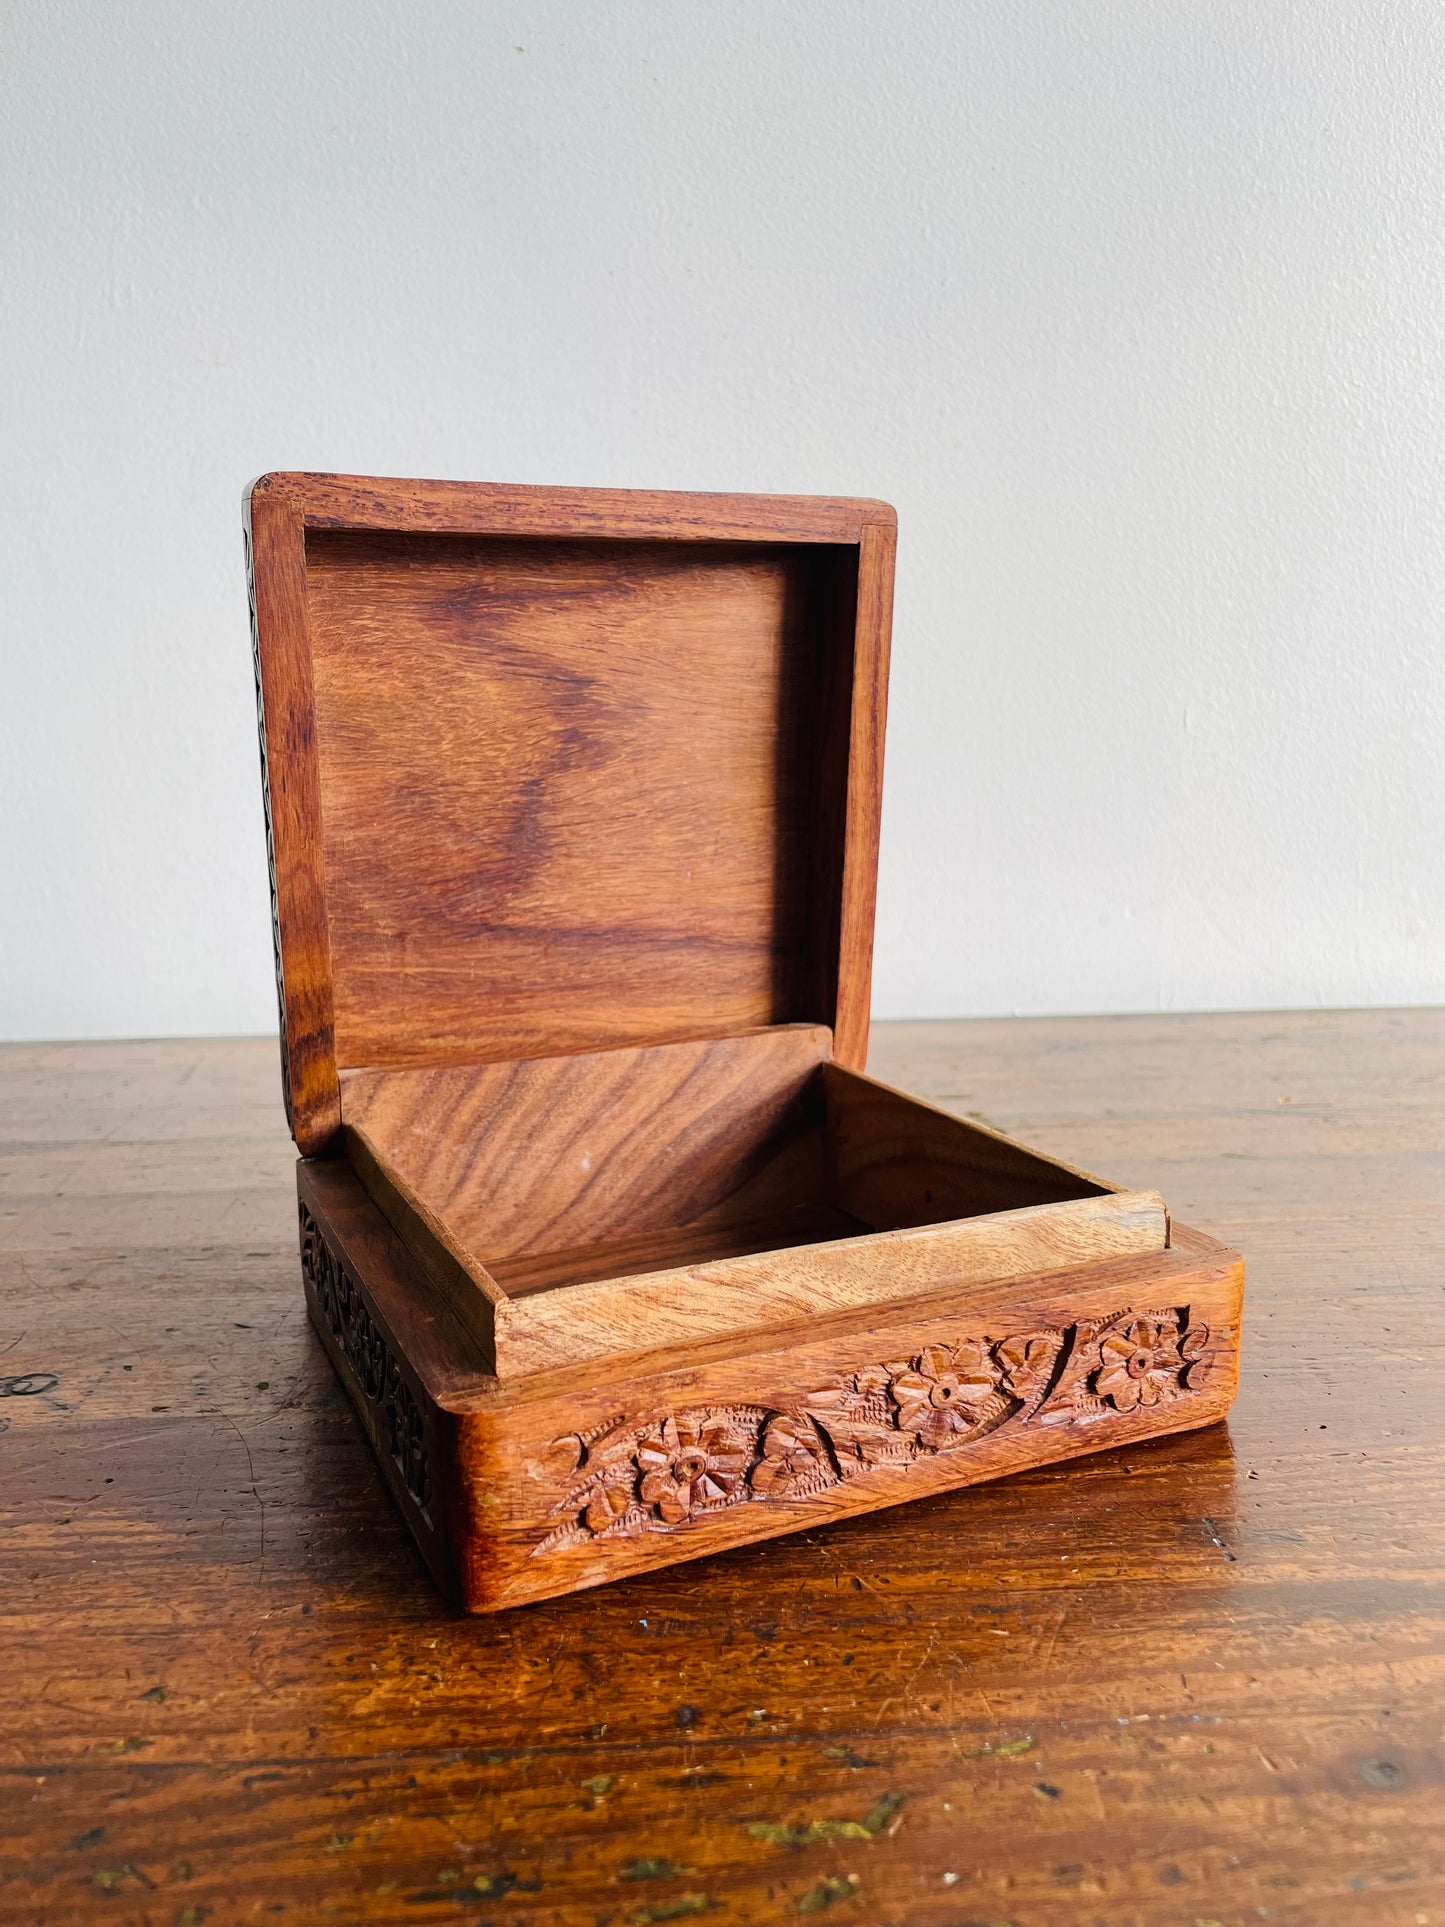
296,1157,1243,1613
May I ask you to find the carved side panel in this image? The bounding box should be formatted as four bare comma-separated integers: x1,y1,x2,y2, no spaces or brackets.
299,1203,431,1521
533,1306,1213,1557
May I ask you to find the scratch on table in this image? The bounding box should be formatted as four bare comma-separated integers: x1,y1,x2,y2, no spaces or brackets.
219,1412,267,1574
1035,1604,1072,1677
870,1633,937,1729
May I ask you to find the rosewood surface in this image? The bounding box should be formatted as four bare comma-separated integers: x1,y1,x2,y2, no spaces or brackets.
3,1010,1442,1923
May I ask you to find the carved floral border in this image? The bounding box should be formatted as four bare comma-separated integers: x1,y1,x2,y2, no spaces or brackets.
533,1306,1211,1556
299,1204,431,1520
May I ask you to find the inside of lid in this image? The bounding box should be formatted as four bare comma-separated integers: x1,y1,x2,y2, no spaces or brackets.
304,530,859,1073
338,1028,1169,1378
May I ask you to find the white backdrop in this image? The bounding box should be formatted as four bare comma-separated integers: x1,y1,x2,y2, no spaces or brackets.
4,0,1444,1039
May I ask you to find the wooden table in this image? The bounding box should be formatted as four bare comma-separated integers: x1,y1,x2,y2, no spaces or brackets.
3,1012,1442,1926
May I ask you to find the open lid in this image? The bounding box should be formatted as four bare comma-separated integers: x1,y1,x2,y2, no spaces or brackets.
245,473,896,1155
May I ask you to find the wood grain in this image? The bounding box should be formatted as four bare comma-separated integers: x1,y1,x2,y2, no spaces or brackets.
4,1011,1439,1923
245,476,896,1147
304,533,848,1070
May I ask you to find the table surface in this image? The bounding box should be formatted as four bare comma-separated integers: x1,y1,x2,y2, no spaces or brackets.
2,1011,1442,1927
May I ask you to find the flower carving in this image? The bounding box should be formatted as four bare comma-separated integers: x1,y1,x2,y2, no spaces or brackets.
995,1332,1057,1402
637,1413,752,1524
751,1414,834,1499
890,1340,999,1449
1094,1314,1185,1411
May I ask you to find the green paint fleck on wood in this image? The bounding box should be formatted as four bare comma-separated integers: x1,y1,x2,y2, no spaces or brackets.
748,1820,870,1847
629,1896,713,1924
860,1792,908,1833
748,1792,907,1851
798,1874,860,1913
471,1872,521,1898
621,1858,699,1880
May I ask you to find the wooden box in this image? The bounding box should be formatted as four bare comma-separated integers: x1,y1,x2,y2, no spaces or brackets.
245,472,1244,1613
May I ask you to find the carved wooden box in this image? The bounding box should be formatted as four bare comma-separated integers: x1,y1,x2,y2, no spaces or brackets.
246,472,1243,1612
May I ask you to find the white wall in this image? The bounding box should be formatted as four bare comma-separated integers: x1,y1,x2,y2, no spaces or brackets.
4,0,1444,1039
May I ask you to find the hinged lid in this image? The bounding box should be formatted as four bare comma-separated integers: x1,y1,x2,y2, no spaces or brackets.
245,473,896,1155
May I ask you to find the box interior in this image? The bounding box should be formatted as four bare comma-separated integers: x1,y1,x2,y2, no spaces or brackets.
335,1028,1168,1376
341,1026,1115,1298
